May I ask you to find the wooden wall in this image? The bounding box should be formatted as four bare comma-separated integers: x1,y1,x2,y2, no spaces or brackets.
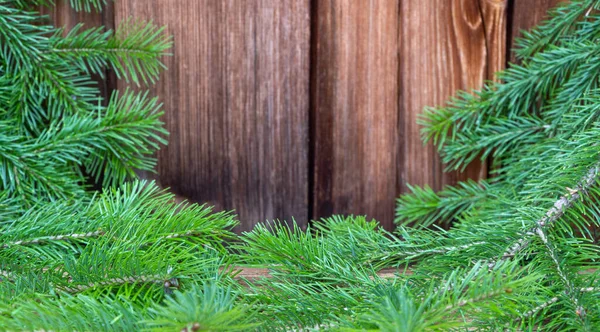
48,0,564,232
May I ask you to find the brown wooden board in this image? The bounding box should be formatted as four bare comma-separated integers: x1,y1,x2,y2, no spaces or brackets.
398,0,507,202
114,1,311,232
46,0,566,232
311,0,400,229
481,0,509,81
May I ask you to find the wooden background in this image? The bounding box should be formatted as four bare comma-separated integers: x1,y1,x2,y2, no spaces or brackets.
47,0,562,232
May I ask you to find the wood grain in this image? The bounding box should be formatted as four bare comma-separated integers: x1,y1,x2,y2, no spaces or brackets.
114,1,310,232
481,0,508,81
311,0,399,229
398,0,507,198
39,0,113,38
508,0,565,64
43,0,547,232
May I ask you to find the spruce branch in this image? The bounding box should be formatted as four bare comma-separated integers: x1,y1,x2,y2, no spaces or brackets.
8,0,53,10
443,287,512,312
2,230,104,248
0,88,167,201
441,116,550,171
360,262,540,331
393,2,600,329
68,0,106,12
0,2,50,72
143,283,258,332
515,287,600,323
377,240,487,263
514,0,599,59
0,5,98,130
3,0,600,329
494,162,600,266
396,179,489,228
59,273,171,294
521,296,559,320
421,40,600,171
49,20,172,85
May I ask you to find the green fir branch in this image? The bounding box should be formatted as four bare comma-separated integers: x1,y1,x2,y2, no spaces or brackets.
49,20,172,85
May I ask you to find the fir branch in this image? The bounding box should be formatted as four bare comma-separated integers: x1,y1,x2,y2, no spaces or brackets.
441,116,550,171
514,0,599,60
443,287,512,312
421,40,600,171
49,21,172,85
144,283,258,331
3,0,600,329
0,293,147,331
2,230,104,248
536,227,587,321
0,3,50,73
495,162,600,265
516,288,600,323
520,296,559,320
7,0,54,10
68,0,106,12
0,89,167,199
59,273,168,293
376,228,488,264
396,180,489,228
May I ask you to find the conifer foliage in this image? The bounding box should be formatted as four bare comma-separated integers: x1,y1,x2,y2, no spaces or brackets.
3,0,600,331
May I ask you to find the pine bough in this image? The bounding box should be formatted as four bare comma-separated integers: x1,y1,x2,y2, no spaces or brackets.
2,0,600,330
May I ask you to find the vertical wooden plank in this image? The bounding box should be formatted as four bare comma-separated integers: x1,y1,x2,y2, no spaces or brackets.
40,0,113,32
507,0,565,64
398,0,506,197
480,0,508,81
311,0,399,228
115,0,310,232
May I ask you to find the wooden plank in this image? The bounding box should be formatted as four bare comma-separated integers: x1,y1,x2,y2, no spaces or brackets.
398,0,507,198
311,0,399,229
481,0,508,81
114,1,310,232
508,0,565,64
39,0,114,36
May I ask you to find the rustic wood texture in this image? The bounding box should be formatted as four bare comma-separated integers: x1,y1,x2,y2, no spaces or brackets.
398,0,507,201
114,1,311,233
51,0,566,232
481,0,509,81
311,0,400,229
508,0,565,63
40,0,113,38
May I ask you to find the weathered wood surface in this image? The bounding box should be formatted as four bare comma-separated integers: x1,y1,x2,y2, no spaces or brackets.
50,0,564,231
481,0,509,81
311,0,399,229
114,1,311,233
398,0,507,199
